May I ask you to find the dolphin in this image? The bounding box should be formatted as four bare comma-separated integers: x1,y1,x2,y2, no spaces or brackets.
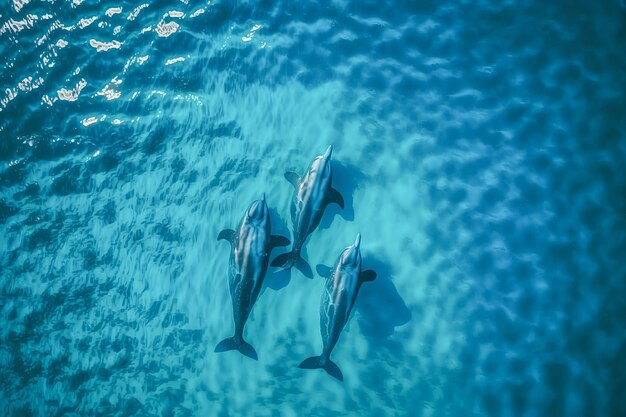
270,145,344,278
215,194,290,360
299,233,376,381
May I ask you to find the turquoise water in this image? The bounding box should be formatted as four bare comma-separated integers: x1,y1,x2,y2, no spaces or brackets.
2,0,626,416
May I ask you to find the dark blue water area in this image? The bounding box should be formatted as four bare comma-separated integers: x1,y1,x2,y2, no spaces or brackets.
1,0,626,416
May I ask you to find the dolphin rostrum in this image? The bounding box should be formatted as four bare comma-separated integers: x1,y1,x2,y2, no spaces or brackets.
271,145,344,278
299,233,376,381
215,194,290,359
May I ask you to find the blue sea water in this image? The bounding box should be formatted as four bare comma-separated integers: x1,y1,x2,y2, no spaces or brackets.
1,0,626,416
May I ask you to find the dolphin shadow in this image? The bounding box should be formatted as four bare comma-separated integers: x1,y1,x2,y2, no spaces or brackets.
268,206,290,244
319,161,366,230
264,268,291,292
264,207,297,291
264,244,314,291
355,254,412,344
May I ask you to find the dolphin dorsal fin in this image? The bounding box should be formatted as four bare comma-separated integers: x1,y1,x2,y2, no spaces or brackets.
269,234,290,249
326,188,344,209
316,264,333,278
359,269,376,283
284,171,300,188
217,229,236,244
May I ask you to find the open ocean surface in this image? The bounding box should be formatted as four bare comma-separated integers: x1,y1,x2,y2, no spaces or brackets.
1,0,626,416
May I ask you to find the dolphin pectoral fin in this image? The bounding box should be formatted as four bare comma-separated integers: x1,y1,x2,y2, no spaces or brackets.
269,235,290,249
284,171,300,188
217,229,236,244
359,269,377,283
315,264,333,278
215,337,258,360
299,356,344,382
326,188,345,209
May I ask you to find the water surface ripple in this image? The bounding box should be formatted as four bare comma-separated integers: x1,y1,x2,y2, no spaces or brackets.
1,1,625,416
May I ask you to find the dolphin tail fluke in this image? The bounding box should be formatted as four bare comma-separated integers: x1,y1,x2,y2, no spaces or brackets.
298,356,344,382
271,251,313,279
293,256,313,279
270,251,295,269
214,337,258,360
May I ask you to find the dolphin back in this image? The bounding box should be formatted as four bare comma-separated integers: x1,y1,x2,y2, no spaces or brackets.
298,355,344,382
